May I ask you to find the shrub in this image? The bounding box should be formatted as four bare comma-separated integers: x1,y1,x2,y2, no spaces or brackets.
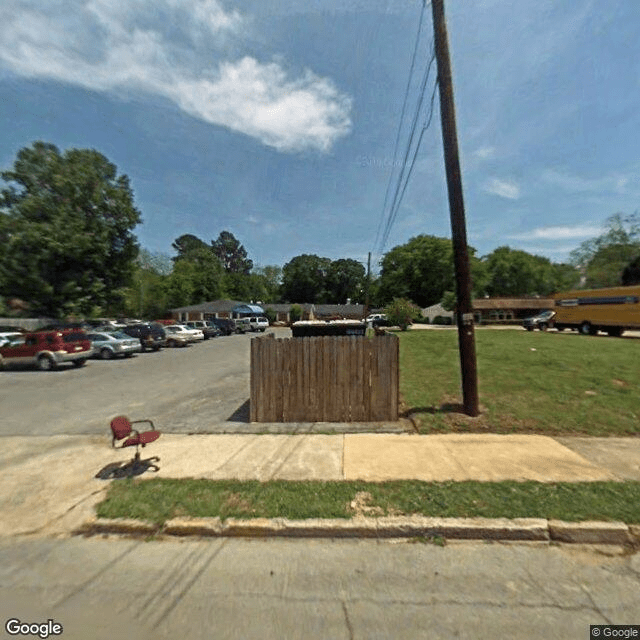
264,307,277,324
289,304,303,323
384,298,420,331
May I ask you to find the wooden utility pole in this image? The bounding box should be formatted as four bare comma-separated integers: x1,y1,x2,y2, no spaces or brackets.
431,0,479,416
364,251,371,320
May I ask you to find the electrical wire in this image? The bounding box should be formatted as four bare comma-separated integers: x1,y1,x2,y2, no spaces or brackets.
378,45,436,254
373,0,429,255
381,76,439,253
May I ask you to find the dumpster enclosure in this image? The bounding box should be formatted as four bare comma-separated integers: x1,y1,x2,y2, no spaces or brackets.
250,334,399,422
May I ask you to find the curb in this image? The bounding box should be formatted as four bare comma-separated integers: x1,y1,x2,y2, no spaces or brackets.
77,516,639,545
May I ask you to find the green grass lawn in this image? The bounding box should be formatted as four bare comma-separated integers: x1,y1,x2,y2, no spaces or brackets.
399,329,640,436
97,478,640,526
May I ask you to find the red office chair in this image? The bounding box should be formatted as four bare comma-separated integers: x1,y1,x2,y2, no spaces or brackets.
109,415,161,473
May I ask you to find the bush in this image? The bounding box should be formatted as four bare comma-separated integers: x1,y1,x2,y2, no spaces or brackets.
289,304,303,324
433,315,453,325
264,307,277,324
384,298,420,331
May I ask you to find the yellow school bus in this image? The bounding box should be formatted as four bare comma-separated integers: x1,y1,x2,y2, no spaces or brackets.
550,285,640,336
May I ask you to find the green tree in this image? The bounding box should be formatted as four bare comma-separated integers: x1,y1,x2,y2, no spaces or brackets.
441,290,456,312
481,246,571,297
325,258,366,304
0,141,141,317
253,265,282,303
378,235,482,308
211,231,253,274
165,246,224,307
570,213,640,288
171,234,209,262
622,255,640,286
281,254,331,303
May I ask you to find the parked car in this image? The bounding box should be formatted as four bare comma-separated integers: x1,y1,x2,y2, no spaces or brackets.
120,323,166,352
0,329,92,371
86,331,141,359
186,320,221,339
234,318,252,333
248,316,269,332
165,324,205,343
209,318,236,336
523,310,556,331
164,326,191,347
366,313,390,327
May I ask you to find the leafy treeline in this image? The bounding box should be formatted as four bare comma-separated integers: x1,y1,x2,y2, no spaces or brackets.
0,141,638,318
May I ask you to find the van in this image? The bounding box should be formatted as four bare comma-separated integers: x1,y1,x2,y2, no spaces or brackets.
550,285,640,336
234,318,252,334
248,316,269,332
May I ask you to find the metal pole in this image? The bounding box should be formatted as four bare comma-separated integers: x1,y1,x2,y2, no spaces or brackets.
431,0,479,416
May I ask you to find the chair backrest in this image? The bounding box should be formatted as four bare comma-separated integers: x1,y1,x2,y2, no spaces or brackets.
110,416,133,441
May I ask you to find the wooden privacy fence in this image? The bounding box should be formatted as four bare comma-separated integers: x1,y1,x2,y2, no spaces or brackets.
250,334,399,422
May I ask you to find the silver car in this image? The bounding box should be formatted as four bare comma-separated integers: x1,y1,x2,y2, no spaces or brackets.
86,331,142,359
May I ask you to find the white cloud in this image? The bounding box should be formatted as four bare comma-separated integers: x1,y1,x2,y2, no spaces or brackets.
483,178,520,200
0,0,351,152
541,169,630,195
508,224,603,241
473,146,495,160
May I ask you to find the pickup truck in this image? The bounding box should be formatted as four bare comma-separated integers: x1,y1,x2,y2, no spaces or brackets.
0,330,93,370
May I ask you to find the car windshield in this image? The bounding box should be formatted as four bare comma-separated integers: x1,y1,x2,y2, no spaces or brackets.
111,331,130,339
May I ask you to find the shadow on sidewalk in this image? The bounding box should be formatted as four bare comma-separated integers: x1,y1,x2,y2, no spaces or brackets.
95,457,161,480
227,399,250,422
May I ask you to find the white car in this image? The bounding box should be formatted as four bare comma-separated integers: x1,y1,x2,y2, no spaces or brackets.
166,324,204,342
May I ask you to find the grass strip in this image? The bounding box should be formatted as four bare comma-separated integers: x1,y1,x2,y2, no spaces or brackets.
96,478,640,526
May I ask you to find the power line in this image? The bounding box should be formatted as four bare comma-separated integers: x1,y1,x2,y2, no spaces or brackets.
378,46,436,254
374,0,429,255
381,76,439,251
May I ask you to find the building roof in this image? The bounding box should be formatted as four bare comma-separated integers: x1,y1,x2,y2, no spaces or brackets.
472,298,552,310
314,304,364,318
260,303,315,313
232,303,264,315
421,303,453,317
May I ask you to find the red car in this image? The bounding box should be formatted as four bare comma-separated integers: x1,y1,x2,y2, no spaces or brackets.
0,330,93,371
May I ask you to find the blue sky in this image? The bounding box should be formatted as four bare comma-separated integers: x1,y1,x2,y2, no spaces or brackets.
1,0,639,273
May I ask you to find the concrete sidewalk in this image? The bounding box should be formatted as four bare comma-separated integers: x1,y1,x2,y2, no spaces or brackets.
1,431,639,539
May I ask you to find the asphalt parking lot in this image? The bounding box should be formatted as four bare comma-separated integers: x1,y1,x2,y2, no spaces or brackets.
0,329,273,437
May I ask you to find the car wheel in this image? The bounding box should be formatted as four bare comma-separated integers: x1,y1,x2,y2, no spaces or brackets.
100,348,113,360
580,322,594,335
526,326,534,331
167,339,176,348
538,323,547,331
124,353,134,358
37,355,56,371
73,358,87,368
